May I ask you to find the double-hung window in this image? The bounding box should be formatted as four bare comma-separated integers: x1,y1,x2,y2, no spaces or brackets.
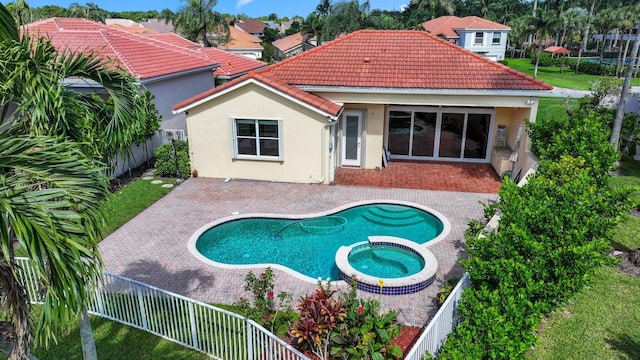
231,118,283,160
474,32,484,46
492,32,501,45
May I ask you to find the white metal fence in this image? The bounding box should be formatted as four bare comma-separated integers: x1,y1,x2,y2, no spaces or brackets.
404,272,471,360
15,257,309,360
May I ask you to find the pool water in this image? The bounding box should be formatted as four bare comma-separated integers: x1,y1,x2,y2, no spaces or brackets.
195,204,443,280
348,245,424,278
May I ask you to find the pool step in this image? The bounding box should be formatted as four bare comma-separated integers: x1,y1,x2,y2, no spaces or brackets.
367,206,418,220
361,212,424,227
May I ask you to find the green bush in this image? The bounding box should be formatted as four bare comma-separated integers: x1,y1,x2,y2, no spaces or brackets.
154,140,191,179
528,113,618,187
438,156,633,359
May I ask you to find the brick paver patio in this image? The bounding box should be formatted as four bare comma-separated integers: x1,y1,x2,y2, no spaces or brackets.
99,178,496,326
335,161,502,193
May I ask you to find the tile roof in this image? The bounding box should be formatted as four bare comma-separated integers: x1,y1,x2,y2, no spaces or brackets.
198,48,267,77
220,26,263,50
232,19,268,34
140,19,174,33
173,70,342,116
263,30,549,90
25,18,217,80
138,32,266,78
423,16,510,38
273,32,303,52
175,30,551,115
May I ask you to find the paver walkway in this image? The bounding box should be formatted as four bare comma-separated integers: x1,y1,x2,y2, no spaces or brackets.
99,178,496,326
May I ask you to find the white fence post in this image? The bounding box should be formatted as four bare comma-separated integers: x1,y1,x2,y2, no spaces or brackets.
136,286,149,330
187,302,198,349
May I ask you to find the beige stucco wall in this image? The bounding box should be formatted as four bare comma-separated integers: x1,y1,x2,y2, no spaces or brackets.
186,83,333,183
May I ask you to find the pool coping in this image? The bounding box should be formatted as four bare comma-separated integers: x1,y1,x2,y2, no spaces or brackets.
187,199,451,284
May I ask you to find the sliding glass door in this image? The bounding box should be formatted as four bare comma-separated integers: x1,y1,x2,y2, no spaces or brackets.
386,107,493,161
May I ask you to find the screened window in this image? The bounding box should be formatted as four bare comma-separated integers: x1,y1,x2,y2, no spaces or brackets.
231,119,283,160
474,32,484,45
492,32,501,45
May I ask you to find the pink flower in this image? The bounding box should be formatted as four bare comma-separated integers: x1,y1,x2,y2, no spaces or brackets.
267,291,274,298
357,305,364,313
240,297,244,301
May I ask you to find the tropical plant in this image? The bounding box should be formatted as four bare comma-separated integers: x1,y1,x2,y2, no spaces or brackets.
290,280,346,360
411,0,454,19
521,8,560,78
153,140,191,179
0,3,157,358
0,133,110,360
0,7,159,173
172,0,229,47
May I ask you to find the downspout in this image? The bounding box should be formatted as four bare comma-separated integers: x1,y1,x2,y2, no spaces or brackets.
318,110,342,184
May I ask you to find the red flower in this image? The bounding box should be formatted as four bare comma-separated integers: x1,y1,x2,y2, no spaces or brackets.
357,305,364,313
267,291,274,298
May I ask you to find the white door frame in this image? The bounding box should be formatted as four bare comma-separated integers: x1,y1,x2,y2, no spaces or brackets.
341,111,363,167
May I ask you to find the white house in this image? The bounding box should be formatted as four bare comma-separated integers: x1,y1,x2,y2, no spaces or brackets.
422,16,511,61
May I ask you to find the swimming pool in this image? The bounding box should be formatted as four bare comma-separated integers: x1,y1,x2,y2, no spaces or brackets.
189,200,450,282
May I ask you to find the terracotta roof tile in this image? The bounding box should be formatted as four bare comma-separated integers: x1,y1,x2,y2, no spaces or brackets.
176,30,550,116
173,71,341,116
25,18,217,80
273,33,303,52
220,26,263,50
423,16,510,37
233,19,268,34
261,30,547,91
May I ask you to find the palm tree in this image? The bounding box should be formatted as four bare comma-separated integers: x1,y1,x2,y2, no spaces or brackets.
173,0,229,47
593,9,621,65
559,7,588,73
411,0,454,19
610,5,640,150
322,0,373,40
0,4,155,358
523,9,560,78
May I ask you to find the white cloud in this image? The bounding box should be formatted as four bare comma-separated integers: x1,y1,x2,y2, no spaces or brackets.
236,0,254,8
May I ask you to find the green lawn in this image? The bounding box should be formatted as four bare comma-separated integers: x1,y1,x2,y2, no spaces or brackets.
102,177,176,236
530,266,640,360
506,58,640,90
30,315,209,360
536,97,576,122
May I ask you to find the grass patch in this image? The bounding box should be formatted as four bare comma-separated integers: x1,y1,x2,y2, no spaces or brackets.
506,58,639,90
537,97,575,122
612,217,640,251
530,266,640,360
102,177,175,236
31,315,209,360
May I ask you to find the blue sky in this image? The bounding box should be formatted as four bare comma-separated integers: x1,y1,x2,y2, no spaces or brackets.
21,0,410,18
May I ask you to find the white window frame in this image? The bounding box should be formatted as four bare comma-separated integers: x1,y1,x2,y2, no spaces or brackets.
230,118,284,161
492,32,501,45
474,32,484,46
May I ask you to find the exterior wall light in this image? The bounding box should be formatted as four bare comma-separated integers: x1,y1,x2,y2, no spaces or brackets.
526,98,535,105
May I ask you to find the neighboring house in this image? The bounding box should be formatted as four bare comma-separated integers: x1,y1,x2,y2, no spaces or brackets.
142,33,267,82
232,19,268,37
273,32,315,58
106,18,153,34
422,16,510,61
173,30,552,184
26,17,220,175
140,18,174,33
219,26,263,59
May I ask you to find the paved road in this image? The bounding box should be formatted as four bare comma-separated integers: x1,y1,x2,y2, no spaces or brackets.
547,85,640,99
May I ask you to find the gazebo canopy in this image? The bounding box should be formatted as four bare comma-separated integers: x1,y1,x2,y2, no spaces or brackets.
543,46,571,55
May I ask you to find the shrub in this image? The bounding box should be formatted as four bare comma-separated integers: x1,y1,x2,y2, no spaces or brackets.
528,113,618,187
437,155,633,359
234,267,294,335
154,140,191,179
